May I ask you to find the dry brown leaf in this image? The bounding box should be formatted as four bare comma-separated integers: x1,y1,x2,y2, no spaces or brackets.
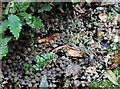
50,45,67,53
98,13,107,22
38,33,59,43
67,47,84,58
111,57,120,63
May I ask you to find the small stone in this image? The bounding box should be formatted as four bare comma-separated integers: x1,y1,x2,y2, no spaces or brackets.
7,59,12,64
56,67,61,72
28,83,32,87
16,55,20,59
52,84,56,87
27,48,31,52
52,44,58,48
31,79,36,83
28,60,32,64
35,76,40,82
36,73,41,77
21,81,26,85
24,51,28,54
81,76,86,80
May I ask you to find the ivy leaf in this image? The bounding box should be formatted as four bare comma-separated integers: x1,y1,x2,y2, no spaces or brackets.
105,70,120,86
0,38,11,60
8,14,22,40
39,75,48,89
38,5,52,13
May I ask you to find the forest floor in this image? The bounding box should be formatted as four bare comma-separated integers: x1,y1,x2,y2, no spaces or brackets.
1,2,120,89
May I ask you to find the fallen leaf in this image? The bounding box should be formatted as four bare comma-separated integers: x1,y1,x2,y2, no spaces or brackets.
111,57,120,63
67,47,84,58
98,13,107,22
105,70,120,86
97,31,104,39
50,45,67,53
38,33,59,43
66,63,81,77
86,66,96,73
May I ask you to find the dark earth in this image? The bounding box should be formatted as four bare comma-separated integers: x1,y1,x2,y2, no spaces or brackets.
1,2,120,89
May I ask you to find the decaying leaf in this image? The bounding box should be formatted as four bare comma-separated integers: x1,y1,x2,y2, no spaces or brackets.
38,33,59,43
98,13,107,22
86,66,96,73
111,57,120,63
66,63,81,77
105,70,120,86
67,47,84,58
39,75,48,89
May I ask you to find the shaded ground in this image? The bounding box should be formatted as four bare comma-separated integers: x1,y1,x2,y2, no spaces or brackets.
1,2,120,88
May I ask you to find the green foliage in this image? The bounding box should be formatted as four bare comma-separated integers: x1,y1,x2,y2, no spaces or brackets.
108,42,120,58
90,67,120,88
23,63,32,71
38,5,52,13
8,14,22,40
0,38,11,59
106,5,117,22
23,53,55,73
33,53,55,71
106,70,120,86
1,2,53,59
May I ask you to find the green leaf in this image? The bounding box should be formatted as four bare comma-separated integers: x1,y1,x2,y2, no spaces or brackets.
39,57,45,62
19,12,32,20
1,20,9,34
20,2,31,11
106,70,120,86
38,5,52,13
19,12,44,29
40,75,48,89
71,0,80,3
0,38,11,60
8,14,22,40
9,2,16,13
27,16,44,29
30,6,35,12
4,2,10,15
